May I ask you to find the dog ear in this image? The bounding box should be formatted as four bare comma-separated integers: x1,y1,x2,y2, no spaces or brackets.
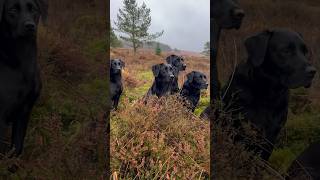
187,71,195,83
297,32,304,39
110,59,114,66
152,64,161,77
36,0,48,25
120,59,125,68
245,30,272,67
166,55,174,64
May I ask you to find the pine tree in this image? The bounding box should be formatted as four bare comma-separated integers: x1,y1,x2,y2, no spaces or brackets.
110,24,122,48
155,42,161,55
114,0,163,54
202,41,210,56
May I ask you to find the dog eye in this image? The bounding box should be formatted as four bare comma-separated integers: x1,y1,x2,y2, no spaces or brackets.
204,75,207,79
9,6,20,14
281,48,292,55
28,3,39,13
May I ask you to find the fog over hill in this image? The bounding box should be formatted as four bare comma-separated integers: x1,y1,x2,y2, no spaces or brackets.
121,40,172,52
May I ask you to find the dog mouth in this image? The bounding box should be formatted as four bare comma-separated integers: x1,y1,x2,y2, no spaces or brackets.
287,75,315,89
182,65,186,71
112,68,121,73
20,30,36,38
200,83,209,89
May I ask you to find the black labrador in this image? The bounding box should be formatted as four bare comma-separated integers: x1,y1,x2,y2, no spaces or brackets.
180,71,208,112
110,59,125,110
0,0,47,156
201,0,245,119
222,29,316,161
165,54,186,94
146,63,175,98
212,0,245,30
287,142,320,179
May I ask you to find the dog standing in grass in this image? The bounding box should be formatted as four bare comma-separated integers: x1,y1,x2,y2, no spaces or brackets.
110,59,125,110
0,0,47,156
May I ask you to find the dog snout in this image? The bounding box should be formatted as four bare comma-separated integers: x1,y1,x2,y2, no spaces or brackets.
170,74,175,79
24,22,36,32
306,66,317,77
182,64,186,70
232,8,245,20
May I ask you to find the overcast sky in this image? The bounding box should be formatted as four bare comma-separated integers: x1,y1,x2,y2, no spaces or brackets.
110,0,210,52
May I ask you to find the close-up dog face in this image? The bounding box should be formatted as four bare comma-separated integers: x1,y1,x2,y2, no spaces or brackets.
245,29,317,89
187,71,208,89
111,59,125,74
211,0,245,29
152,63,175,82
166,55,187,71
0,0,47,38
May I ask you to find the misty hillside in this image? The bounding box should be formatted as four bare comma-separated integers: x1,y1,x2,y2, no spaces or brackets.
121,40,172,51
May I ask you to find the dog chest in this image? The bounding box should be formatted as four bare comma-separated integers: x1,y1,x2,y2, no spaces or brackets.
110,81,122,97
0,66,39,118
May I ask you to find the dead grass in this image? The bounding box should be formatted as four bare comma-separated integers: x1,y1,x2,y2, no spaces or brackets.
111,96,209,179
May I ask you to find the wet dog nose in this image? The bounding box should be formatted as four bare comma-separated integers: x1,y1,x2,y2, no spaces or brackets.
306,66,317,76
232,8,245,19
182,64,187,70
170,74,175,79
25,22,36,31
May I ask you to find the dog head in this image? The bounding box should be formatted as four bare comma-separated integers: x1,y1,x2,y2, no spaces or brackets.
152,63,175,82
166,54,187,71
110,58,125,74
186,71,208,90
212,0,244,29
245,29,317,89
0,0,48,38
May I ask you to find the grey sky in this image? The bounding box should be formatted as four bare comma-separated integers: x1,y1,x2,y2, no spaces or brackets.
110,0,210,52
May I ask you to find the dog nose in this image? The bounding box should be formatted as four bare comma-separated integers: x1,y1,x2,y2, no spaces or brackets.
306,66,317,76
25,22,36,31
170,74,175,79
232,8,245,19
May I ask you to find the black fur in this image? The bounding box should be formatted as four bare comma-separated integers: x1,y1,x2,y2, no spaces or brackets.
165,54,186,94
180,71,208,112
110,59,125,110
0,0,47,156
212,0,244,29
146,63,175,98
222,29,316,160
